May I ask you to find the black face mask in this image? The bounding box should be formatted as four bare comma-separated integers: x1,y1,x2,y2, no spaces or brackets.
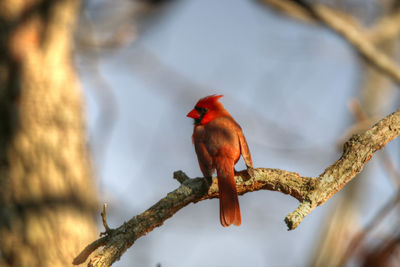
193,106,208,125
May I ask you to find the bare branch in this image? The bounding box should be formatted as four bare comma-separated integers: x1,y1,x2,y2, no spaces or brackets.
74,109,400,267
261,0,400,87
101,203,112,234
286,108,400,229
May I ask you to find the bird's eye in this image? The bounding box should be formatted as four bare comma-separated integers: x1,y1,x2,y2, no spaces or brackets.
195,107,208,113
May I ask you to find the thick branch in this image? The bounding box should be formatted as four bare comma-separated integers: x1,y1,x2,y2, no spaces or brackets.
287,109,400,228
74,168,313,266
75,109,400,267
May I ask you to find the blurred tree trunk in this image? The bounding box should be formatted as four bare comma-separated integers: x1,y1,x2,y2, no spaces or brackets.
0,0,98,266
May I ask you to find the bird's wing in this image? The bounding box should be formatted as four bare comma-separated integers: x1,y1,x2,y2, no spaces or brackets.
237,129,253,168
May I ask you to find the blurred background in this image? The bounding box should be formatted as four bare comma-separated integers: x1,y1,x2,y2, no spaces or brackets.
75,0,400,266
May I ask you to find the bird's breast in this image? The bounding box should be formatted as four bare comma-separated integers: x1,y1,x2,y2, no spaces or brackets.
194,117,241,161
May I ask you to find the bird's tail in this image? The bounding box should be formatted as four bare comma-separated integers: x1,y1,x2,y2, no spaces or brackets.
216,157,241,227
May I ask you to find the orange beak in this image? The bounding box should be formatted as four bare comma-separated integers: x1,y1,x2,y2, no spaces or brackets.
187,109,200,119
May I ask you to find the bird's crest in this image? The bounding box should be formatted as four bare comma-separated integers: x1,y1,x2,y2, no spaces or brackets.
195,94,224,109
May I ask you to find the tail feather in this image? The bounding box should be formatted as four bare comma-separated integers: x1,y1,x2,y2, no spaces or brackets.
216,158,241,227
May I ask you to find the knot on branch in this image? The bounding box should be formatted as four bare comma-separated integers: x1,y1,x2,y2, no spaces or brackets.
173,170,190,184
343,133,361,153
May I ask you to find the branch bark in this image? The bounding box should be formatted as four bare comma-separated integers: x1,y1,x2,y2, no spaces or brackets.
74,109,400,267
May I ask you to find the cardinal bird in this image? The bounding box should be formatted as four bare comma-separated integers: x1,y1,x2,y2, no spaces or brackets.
187,95,253,227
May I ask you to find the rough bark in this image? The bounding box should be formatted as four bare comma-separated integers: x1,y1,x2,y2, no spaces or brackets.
0,0,98,266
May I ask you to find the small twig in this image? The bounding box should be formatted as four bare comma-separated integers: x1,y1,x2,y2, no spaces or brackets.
101,203,112,235
72,204,114,265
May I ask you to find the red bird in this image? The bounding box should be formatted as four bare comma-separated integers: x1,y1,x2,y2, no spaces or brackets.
187,95,253,227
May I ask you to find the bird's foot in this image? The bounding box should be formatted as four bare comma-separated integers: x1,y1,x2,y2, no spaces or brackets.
204,176,213,188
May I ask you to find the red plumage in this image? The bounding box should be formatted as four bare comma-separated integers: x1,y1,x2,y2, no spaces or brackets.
187,95,253,227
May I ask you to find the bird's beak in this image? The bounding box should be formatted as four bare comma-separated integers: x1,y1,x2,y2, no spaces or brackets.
187,109,200,119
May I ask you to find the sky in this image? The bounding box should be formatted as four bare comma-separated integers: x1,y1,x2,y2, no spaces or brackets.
77,0,400,266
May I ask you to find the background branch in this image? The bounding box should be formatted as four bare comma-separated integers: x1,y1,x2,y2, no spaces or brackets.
261,0,400,86
74,108,400,267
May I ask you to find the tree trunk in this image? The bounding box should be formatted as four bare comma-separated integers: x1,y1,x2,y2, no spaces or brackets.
0,1,98,266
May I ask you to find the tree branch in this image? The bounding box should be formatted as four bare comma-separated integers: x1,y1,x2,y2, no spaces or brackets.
74,108,400,267
286,108,400,228
73,168,313,266
261,0,400,87
367,8,400,44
